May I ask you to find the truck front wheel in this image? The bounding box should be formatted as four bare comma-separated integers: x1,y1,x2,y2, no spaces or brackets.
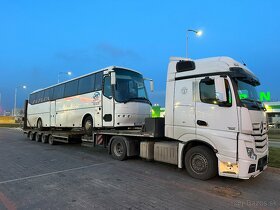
184,145,217,180
111,137,127,161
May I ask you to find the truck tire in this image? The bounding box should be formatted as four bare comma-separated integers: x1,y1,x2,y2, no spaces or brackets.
29,132,35,141
111,137,127,161
41,134,49,144
184,145,217,180
48,135,56,145
35,133,41,142
83,116,93,136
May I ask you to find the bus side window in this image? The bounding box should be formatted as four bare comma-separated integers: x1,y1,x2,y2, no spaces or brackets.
78,74,95,94
44,88,53,102
95,72,103,91
53,84,65,100
64,80,78,97
103,76,112,98
36,91,44,104
29,93,36,104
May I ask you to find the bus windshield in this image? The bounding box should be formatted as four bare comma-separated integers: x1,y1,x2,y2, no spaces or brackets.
114,68,150,104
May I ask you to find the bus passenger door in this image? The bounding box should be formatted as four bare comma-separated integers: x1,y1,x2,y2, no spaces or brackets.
102,75,114,127
50,101,56,127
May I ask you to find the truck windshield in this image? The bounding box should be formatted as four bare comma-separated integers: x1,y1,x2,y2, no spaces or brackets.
114,68,150,104
236,79,263,110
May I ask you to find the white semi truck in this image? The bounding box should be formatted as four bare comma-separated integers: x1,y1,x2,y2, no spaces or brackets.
24,56,268,180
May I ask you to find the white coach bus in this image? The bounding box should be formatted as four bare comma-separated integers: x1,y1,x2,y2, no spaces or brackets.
27,67,152,134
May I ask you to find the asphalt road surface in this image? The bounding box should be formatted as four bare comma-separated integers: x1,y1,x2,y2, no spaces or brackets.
0,128,279,210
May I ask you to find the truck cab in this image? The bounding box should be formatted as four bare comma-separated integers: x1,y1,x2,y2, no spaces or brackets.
165,57,268,179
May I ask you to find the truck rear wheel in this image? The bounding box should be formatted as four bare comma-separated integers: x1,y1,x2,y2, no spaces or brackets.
29,132,35,141
184,145,217,180
42,134,49,144
111,137,127,161
48,135,56,145
35,133,41,142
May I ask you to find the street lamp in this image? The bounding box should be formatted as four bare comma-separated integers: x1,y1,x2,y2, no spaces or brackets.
58,71,72,83
14,85,27,116
186,29,203,58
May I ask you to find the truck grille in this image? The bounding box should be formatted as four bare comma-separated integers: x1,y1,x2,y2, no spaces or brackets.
252,122,268,153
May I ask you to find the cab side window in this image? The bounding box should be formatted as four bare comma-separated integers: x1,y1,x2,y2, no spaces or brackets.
199,79,216,104
199,78,232,105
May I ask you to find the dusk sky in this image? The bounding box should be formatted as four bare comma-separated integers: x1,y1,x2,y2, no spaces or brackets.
0,0,280,112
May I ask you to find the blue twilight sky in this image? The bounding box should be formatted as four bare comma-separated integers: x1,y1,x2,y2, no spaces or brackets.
0,0,280,112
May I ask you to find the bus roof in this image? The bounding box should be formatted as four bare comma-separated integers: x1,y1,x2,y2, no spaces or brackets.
30,66,142,94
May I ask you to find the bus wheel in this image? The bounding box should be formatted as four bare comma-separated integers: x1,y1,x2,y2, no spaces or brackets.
37,119,43,131
111,137,127,161
83,116,93,136
29,132,35,141
48,135,56,145
35,133,41,142
184,145,217,180
42,134,49,144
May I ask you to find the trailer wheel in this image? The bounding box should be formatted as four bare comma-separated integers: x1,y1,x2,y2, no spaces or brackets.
111,137,127,161
35,133,41,142
27,131,31,139
37,119,43,131
184,145,217,180
48,135,56,145
42,134,49,144
29,132,35,141
83,116,93,136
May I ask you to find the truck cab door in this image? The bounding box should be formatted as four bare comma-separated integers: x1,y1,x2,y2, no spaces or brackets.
173,78,196,140
102,75,114,127
195,76,239,157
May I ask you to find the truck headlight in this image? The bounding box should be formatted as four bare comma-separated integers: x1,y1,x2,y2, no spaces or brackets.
246,147,257,160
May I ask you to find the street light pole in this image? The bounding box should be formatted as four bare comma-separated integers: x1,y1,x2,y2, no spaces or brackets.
58,71,72,83
186,29,203,58
14,85,27,116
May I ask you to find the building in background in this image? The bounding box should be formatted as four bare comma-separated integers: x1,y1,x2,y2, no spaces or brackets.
264,102,280,128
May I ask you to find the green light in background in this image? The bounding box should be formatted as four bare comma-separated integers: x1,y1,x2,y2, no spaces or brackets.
260,92,271,102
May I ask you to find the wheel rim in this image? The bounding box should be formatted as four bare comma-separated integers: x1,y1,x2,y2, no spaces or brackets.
114,142,123,157
38,120,42,129
85,120,92,131
190,153,208,174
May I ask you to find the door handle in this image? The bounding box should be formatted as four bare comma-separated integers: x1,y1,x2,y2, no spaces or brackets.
197,120,208,126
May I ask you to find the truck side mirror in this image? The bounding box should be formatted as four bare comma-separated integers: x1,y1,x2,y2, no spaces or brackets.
214,77,227,103
111,72,116,85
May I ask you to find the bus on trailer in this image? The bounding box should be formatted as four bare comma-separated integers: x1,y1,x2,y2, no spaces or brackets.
27,67,152,134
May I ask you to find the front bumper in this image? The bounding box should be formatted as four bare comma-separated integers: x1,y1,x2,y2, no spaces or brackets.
217,152,268,179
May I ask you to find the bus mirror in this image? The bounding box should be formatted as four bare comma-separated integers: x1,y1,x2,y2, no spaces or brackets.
150,80,154,92
214,77,227,102
144,78,154,92
111,72,116,85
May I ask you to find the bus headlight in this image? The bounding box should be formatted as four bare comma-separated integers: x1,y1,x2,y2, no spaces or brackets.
246,147,257,160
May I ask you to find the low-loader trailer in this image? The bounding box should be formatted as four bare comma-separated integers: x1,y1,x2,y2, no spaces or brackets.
24,57,268,180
